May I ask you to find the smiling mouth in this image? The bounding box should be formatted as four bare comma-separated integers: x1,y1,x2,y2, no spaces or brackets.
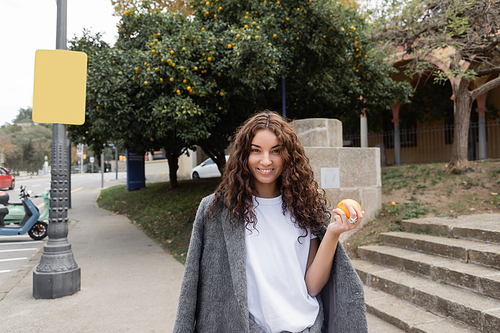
258,168,273,174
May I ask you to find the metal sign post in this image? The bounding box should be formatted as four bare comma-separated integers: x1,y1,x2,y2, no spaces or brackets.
101,152,104,188
76,144,84,173
33,0,81,299
114,145,118,180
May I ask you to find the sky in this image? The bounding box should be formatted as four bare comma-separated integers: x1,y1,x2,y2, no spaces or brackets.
1,0,120,126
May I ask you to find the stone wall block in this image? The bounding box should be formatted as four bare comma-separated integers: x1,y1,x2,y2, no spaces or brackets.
292,118,382,242
304,147,340,185
305,147,381,188
291,118,343,148
339,148,381,188
361,186,382,222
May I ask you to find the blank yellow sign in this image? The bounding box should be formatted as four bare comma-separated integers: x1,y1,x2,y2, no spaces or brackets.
32,50,87,125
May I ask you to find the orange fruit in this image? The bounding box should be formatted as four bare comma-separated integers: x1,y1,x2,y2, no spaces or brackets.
336,199,361,218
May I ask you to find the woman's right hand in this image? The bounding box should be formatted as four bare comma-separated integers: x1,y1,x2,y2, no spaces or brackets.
327,201,364,238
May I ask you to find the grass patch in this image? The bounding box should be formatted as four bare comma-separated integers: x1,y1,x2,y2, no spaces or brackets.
97,179,220,264
384,201,429,220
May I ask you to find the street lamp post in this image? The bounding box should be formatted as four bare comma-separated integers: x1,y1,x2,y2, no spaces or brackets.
33,0,81,299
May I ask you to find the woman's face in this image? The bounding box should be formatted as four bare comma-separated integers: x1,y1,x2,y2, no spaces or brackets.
248,129,284,198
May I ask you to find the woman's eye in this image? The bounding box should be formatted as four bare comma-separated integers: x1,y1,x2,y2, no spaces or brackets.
272,149,280,154
251,149,260,153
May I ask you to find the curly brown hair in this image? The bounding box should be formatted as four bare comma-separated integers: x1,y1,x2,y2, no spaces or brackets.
208,111,331,236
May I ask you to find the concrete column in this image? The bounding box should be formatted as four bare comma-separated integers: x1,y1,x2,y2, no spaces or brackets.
392,103,401,166
476,92,488,160
291,118,382,243
360,110,368,148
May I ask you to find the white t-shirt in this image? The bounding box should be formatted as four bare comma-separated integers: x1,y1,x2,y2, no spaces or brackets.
245,196,319,333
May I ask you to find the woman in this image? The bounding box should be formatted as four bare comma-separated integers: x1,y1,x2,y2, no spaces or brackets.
174,111,367,333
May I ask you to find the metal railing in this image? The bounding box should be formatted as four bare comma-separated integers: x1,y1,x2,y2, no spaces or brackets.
343,120,500,165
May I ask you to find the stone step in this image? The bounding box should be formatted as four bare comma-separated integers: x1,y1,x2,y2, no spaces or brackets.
364,285,481,333
402,215,500,244
366,312,405,333
380,232,500,269
355,260,500,332
358,244,500,300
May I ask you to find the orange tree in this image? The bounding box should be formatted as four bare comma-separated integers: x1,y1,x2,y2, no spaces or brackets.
69,0,410,184
71,2,283,178
69,28,216,189
186,0,411,163
191,0,411,114
111,0,192,16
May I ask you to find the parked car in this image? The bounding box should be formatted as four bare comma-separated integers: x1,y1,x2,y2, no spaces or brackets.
0,166,15,190
190,155,229,179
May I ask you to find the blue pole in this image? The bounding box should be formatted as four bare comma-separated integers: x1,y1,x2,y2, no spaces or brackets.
281,0,286,120
282,77,286,120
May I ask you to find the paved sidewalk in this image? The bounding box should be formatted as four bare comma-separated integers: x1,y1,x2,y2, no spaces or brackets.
0,184,184,333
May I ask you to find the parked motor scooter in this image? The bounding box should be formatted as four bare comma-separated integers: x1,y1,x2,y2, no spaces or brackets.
0,186,47,240
4,187,50,226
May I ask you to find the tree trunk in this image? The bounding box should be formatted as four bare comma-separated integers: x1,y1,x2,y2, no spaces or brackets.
446,78,473,174
215,151,226,176
200,144,227,176
167,153,179,189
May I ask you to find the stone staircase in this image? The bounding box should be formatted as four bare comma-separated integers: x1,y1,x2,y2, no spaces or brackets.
353,214,500,332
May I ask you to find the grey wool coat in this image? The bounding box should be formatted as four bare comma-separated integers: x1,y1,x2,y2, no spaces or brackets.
173,194,368,333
